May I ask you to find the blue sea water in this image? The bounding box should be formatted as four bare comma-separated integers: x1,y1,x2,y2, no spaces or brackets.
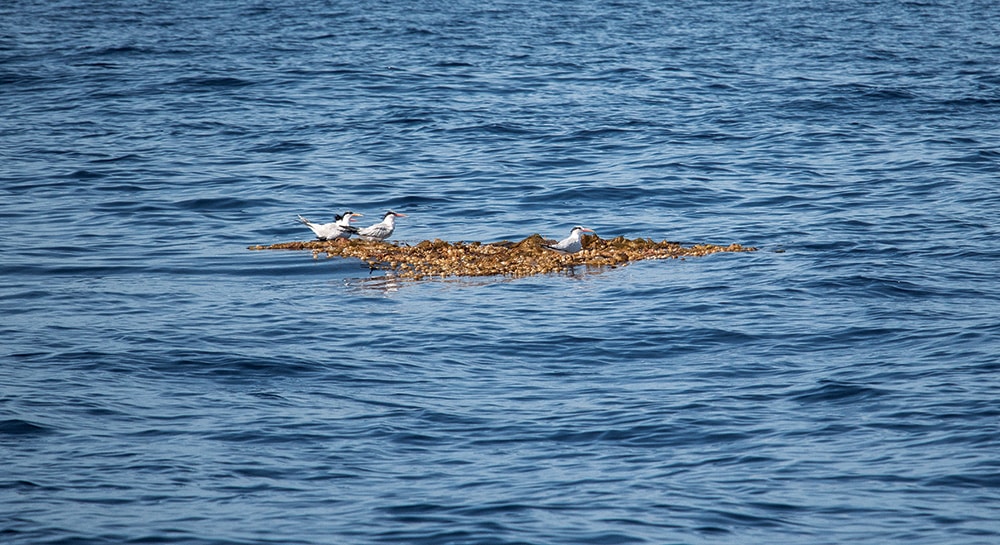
2,0,999,543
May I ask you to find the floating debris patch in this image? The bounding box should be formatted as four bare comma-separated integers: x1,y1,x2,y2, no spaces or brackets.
248,235,756,279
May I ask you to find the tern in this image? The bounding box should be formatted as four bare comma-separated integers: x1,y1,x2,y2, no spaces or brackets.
544,226,595,254
297,211,363,240
358,210,407,241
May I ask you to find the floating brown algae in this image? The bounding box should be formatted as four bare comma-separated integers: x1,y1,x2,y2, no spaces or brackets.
248,235,755,279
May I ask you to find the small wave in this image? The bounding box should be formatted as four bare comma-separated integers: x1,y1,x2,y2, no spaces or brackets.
171,75,255,89
89,153,143,164
248,141,316,154
940,96,1000,107
789,380,888,404
946,149,1000,164
64,169,107,179
174,196,263,212
0,419,54,436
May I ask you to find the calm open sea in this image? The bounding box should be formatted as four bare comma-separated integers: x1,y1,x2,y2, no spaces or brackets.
2,1,999,544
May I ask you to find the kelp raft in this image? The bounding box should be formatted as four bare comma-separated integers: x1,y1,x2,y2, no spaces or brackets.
249,235,756,279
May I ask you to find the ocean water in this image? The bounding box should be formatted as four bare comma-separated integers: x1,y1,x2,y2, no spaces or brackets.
2,1,999,544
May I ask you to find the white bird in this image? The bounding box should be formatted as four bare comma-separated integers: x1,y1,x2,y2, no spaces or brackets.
544,226,595,253
358,210,407,241
297,211,363,240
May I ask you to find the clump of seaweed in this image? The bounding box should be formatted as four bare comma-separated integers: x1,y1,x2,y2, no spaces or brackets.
249,235,755,279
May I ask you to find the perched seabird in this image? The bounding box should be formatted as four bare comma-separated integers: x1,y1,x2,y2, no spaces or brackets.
544,226,595,253
297,211,362,240
358,210,407,241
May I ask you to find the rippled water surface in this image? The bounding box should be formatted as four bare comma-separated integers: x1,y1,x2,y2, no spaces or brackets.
2,1,999,544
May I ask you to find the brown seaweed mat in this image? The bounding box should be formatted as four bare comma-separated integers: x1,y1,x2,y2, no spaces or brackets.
249,235,756,279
